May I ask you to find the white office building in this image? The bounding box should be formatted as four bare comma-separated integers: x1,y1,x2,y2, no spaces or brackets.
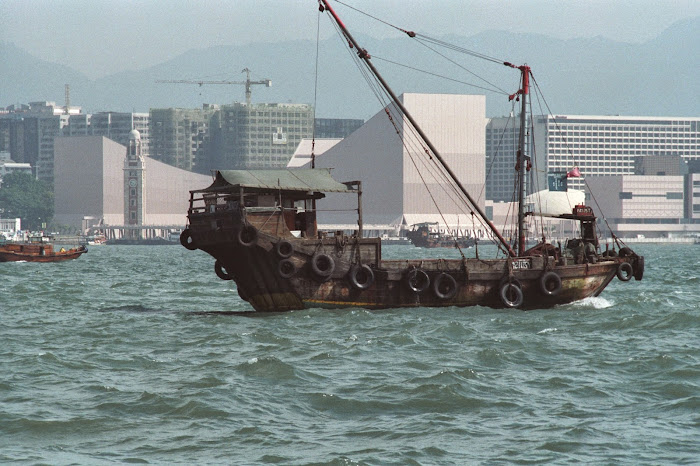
487,114,700,200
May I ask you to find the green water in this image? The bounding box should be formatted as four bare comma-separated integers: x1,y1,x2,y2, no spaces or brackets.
1,244,698,464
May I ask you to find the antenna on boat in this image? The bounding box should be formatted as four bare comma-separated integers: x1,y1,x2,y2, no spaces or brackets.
319,0,516,257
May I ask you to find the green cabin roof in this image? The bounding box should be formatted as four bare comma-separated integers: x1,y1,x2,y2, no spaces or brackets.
195,169,355,194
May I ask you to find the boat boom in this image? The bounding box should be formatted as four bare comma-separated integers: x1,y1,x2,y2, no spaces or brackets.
318,0,516,257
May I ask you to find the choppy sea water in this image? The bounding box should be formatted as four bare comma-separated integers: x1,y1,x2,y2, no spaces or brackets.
1,243,698,465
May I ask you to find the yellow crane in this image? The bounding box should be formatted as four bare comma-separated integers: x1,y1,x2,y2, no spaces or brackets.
156,68,271,106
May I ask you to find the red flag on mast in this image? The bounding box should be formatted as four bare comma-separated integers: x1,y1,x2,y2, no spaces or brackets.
567,166,581,178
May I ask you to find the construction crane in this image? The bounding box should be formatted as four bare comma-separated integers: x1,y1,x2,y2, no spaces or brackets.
156,68,271,106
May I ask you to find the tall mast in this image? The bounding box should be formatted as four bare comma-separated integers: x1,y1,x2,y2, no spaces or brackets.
506,63,530,256
319,0,516,257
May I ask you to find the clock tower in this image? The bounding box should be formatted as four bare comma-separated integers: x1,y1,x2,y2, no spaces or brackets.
124,129,145,239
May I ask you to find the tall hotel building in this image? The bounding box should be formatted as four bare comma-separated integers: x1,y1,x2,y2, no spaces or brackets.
207,103,314,170
149,106,218,172
486,115,700,200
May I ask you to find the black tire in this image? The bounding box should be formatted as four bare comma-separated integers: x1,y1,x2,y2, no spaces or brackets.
617,262,633,282
276,240,294,259
237,225,257,247
214,260,232,280
349,264,375,290
634,256,644,281
540,271,562,296
500,281,524,308
311,253,335,279
433,273,458,300
278,259,296,279
180,229,196,250
406,269,430,293
618,247,633,258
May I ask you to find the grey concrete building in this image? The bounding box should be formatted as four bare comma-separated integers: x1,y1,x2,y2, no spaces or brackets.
53,135,210,235
585,175,700,237
90,112,150,157
290,93,488,237
149,106,217,172
207,102,313,170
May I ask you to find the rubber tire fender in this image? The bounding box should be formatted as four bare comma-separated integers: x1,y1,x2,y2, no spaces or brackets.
214,260,233,280
276,240,294,258
349,264,375,290
540,271,562,296
433,273,458,300
633,256,644,281
618,247,633,258
311,253,335,279
616,262,633,282
278,259,296,279
500,281,524,308
406,269,430,293
237,225,258,247
180,229,196,250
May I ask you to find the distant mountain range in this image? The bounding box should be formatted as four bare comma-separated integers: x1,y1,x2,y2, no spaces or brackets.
1,17,698,120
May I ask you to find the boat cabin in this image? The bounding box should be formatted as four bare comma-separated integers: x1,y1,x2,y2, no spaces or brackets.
187,169,362,240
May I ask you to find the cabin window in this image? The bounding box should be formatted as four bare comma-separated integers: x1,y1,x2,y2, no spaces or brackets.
666,192,683,200
619,192,633,200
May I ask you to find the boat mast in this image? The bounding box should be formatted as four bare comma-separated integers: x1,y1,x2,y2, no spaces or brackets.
319,0,516,257
506,63,530,256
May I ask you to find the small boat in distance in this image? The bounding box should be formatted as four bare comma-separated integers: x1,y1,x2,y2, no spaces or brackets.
84,234,107,245
0,235,87,262
406,222,475,249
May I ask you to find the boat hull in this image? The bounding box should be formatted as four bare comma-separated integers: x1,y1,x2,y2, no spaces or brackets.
0,243,87,262
187,217,631,312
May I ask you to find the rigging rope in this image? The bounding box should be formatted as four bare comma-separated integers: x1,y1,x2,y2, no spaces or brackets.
530,73,619,244
320,2,516,255
311,8,323,168
372,55,508,96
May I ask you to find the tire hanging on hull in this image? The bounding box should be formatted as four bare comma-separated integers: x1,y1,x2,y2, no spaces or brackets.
500,278,524,308
215,260,233,280
348,264,375,290
433,273,457,300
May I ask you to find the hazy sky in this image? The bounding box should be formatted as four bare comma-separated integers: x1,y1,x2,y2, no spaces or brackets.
2,0,698,79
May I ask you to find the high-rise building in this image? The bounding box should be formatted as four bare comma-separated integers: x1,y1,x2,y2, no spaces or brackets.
90,112,150,156
207,103,313,170
486,114,700,201
0,104,151,183
314,118,364,139
149,106,216,172
0,102,68,181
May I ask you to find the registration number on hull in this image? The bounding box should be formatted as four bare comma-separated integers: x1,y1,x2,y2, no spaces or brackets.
513,259,532,270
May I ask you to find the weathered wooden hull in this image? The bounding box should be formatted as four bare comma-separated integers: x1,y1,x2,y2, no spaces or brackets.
185,207,637,312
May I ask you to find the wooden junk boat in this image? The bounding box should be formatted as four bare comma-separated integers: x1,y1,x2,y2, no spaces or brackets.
180,0,644,312
0,238,87,262
406,222,476,249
